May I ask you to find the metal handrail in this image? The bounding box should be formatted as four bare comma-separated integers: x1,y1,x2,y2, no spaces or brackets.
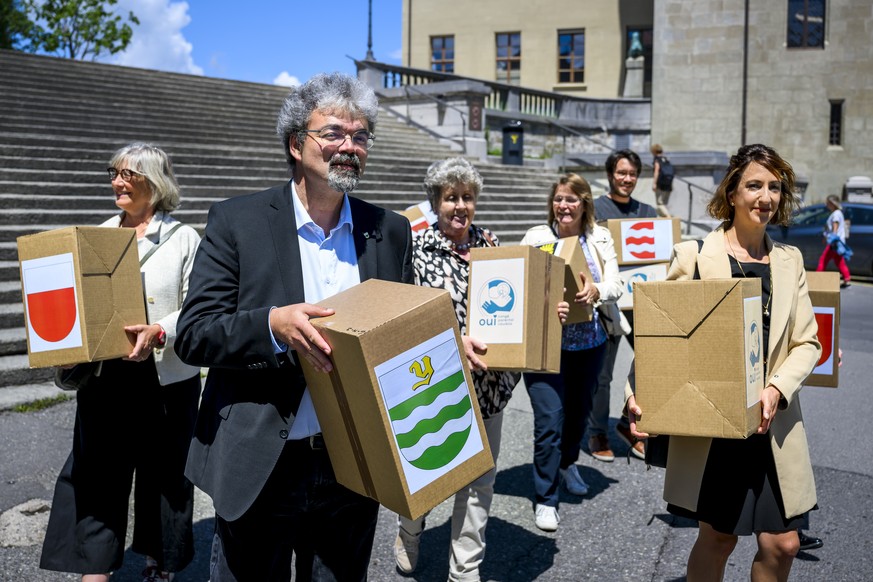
545,119,714,234
401,84,467,154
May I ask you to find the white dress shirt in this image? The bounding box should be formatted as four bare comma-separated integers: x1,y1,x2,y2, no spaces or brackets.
272,182,360,439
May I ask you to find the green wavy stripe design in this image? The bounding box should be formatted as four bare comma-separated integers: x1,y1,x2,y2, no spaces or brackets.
394,397,472,449
409,426,472,470
388,370,465,421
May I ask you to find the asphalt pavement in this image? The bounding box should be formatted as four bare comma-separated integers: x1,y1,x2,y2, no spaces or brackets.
1,283,871,581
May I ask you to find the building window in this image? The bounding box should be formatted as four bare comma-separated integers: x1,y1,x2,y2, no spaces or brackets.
829,100,843,146
787,0,825,48
496,32,521,85
558,29,585,83
627,27,653,97
431,35,454,73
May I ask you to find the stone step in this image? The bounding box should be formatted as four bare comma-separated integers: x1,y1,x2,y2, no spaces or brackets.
0,300,23,329
0,353,54,388
0,326,26,356
0,280,21,303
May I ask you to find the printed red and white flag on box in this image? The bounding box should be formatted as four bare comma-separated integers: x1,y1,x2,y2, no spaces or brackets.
21,253,83,352
619,220,674,263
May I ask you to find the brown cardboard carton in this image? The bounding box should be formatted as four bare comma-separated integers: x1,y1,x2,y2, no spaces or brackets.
616,263,669,311
532,236,593,324
17,226,146,368
466,246,563,372
805,271,840,388
605,217,681,266
633,278,764,438
300,279,493,521
397,202,436,236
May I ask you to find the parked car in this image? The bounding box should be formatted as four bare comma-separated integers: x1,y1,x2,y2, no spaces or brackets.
767,202,873,277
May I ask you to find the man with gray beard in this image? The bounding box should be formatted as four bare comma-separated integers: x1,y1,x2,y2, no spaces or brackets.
176,73,413,581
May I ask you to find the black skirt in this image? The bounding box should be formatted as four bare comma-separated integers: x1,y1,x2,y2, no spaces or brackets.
667,434,811,535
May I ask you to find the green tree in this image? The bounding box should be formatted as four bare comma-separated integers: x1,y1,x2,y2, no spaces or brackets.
17,0,139,60
0,0,33,50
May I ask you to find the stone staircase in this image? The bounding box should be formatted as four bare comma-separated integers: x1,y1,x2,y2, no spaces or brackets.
0,49,558,390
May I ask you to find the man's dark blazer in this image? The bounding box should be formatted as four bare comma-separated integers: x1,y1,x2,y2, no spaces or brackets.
176,181,413,521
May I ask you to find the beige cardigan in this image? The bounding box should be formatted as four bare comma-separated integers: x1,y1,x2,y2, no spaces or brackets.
626,227,821,519
102,211,202,385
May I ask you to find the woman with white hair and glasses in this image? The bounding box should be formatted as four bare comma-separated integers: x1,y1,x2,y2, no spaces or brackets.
41,143,202,582
393,157,525,581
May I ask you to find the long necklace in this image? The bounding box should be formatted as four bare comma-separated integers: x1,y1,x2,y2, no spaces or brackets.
726,233,773,317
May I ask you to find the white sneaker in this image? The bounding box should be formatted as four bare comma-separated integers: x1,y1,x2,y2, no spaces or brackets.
535,504,560,532
394,527,421,574
561,465,589,496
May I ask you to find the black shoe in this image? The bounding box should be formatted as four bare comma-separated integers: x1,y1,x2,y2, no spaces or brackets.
798,530,823,551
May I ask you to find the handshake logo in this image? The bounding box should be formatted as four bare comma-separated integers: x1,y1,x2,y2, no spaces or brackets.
478,279,515,315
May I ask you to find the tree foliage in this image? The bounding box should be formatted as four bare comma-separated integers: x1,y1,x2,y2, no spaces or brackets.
12,0,139,60
0,0,34,50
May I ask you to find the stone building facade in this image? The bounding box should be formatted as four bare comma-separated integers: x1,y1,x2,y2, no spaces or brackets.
652,0,873,202
401,0,655,99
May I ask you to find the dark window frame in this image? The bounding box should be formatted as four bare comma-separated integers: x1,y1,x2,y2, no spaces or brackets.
557,29,585,84
829,99,844,146
430,35,455,73
495,32,521,85
787,0,826,49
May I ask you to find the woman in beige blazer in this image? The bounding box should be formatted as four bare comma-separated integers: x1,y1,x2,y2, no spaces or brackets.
41,143,201,582
626,144,820,582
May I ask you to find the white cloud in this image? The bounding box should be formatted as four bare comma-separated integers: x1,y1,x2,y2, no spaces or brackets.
108,0,203,75
273,71,301,87
388,48,403,62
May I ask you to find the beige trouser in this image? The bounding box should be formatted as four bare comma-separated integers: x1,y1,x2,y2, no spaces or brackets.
655,187,672,217
398,411,504,582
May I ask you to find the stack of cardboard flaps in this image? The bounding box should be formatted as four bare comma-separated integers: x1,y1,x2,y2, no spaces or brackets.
532,236,594,324
633,278,765,439
805,271,841,388
465,245,564,373
17,226,146,367
300,279,493,520
601,217,681,311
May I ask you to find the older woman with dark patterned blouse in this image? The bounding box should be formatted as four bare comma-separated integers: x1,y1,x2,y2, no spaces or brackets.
392,157,520,581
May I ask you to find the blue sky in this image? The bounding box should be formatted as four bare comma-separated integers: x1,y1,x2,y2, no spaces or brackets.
107,0,403,87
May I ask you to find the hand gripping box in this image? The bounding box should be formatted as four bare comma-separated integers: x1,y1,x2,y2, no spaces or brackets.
605,217,681,266
805,271,840,388
531,236,593,324
17,226,146,368
299,279,493,521
633,278,764,438
466,245,564,373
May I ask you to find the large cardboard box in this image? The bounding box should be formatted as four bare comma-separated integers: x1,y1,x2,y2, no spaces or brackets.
17,226,146,368
300,279,493,520
466,245,563,372
806,271,841,388
532,236,593,324
616,263,669,311
605,217,681,266
633,278,764,438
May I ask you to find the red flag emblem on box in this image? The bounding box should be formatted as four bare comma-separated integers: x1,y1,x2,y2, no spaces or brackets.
21,253,83,352
813,308,835,373
619,220,674,263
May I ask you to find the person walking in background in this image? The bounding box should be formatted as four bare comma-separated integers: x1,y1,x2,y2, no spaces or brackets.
816,194,852,287
175,73,412,581
587,149,654,463
627,144,821,582
651,144,674,217
393,157,520,580
520,173,623,532
40,143,202,582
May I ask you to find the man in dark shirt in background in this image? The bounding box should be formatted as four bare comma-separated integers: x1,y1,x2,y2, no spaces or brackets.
589,149,656,463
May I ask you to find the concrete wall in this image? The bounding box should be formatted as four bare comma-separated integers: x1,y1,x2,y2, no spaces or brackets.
402,0,654,99
652,0,873,202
